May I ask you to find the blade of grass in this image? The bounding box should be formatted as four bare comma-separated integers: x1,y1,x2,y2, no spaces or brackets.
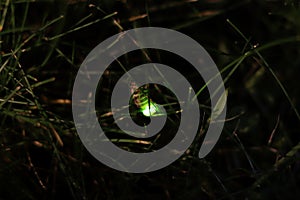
1,15,64,58
173,0,250,30
55,48,74,65
193,35,300,108
31,77,55,88
70,13,93,29
227,19,300,121
0,0,10,32
14,0,29,51
11,51,43,111
47,12,118,41
0,86,21,108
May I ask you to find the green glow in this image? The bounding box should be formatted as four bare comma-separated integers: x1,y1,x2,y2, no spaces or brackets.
130,85,165,117
141,102,155,117
140,101,163,117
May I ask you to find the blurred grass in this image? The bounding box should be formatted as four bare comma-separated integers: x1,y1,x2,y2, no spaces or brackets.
1,0,300,199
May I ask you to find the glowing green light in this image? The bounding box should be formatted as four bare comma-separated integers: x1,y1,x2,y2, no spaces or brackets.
141,103,156,117
140,101,163,117
129,84,165,117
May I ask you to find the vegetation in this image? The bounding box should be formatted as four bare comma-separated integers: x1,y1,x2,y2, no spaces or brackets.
1,0,300,199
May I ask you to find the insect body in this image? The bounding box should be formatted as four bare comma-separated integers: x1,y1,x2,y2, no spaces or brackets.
130,82,164,117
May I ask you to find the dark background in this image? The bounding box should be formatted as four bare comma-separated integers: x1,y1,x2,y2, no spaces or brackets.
1,0,300,199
